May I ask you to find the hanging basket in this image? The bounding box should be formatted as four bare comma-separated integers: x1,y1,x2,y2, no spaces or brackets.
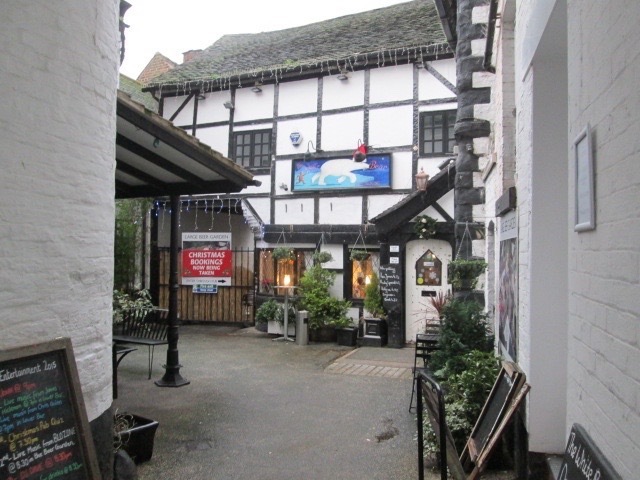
312,251,333,264
272,246,295,261
350,249,369,262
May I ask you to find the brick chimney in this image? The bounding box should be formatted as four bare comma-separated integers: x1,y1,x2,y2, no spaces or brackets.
183,49,203,63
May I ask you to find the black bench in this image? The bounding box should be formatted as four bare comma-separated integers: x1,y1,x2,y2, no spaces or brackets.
113,309,169,379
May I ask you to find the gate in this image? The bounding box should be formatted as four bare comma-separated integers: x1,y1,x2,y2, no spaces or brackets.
156,247,255,324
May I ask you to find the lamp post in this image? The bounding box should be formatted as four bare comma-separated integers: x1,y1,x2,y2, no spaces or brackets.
415,168,429,191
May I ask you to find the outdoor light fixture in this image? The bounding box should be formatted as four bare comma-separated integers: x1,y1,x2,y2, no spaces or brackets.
336,71,349,81
223,101,234,110
251,83,262,93
415,167,429,191
284,274,291,286
279,182,289,191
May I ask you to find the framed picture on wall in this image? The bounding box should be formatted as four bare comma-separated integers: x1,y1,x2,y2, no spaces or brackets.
291,154,391,191
574,124,595,232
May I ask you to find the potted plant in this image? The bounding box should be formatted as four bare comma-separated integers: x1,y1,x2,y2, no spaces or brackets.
413,214,438,239
257,298,296,336
312,250,333,264
272,246,295,261
297,265,351,342
334,316,358,346
113,410,159,464
349,249,369,262
359,272,388,346
447,258,488,290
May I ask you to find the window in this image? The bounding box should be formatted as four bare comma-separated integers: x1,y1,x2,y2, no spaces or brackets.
349,251,380,300
258,249,308,295
416,250,442,286
420,110,456,155
233,129,272,168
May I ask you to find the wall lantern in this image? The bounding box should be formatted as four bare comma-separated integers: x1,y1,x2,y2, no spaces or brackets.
415,167,429,191
337,71,349,81
251,83,262,93
290,131,302,146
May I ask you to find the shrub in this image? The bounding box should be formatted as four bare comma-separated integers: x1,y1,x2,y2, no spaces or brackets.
363,272,385,318
255,299,295,325
430,299,492,376
297,265,351,330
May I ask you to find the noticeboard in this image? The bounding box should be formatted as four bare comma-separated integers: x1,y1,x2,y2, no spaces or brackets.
0,338,100,479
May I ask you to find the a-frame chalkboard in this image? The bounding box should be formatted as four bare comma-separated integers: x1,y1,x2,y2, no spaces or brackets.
0,337,100,479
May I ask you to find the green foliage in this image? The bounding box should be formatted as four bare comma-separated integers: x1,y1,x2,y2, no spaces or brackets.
447,258,488,289
255,299,296,325
114,198,152,291
413,215,438,239
430,299,492,376
272,247,295,261
423,351,500,455
113,289,154,325
312,250,333,264
349,249,369,261
363,272,385,318
297,265,351,330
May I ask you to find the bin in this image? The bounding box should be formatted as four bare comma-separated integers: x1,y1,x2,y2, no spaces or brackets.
296,310,309,345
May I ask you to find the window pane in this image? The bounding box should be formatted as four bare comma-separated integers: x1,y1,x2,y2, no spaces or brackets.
434,128,443,140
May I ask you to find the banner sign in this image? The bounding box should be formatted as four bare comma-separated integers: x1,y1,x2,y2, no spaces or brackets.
182,232,232,285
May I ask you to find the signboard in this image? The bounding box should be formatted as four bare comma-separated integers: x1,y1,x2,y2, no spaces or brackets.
378,264,401,309
558,424,621,480
193,284,218,294
182,232,232,285
291,154,391,191
0,338,100,479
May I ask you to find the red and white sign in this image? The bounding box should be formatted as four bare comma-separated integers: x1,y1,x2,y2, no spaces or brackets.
181,232,232,285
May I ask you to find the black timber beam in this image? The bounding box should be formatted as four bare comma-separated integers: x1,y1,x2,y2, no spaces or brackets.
262,224,379,245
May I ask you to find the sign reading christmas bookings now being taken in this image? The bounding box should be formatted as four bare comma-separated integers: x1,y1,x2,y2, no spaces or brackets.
182,232,232,286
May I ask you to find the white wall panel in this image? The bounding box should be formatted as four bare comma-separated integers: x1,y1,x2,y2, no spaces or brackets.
274,198,315,224
196,90,233,123
321,111,364,151
163,95,196,126
319,197,362,224
279,78,318,116
369,105,413,147
391,151,413,189
277,117,318,156
234,84,275,122
246,197,271,224
196,125,230,157
370,64,413,104
367,194,406,219
322,70,365,110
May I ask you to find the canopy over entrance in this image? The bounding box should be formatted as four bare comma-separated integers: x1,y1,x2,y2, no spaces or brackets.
115,89,259,387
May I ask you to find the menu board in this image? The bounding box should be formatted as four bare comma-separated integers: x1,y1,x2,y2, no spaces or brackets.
378,264,401,308
0,338,100,479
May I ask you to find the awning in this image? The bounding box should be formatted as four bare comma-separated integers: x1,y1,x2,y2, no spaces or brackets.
115,90,259,199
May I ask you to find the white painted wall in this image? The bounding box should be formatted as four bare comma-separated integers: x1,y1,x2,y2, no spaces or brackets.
515,0,569,454
277,117,318,157
274,198,315,224
195,90,233,124
246,197,271,224
0,1,118,421
318,197,362,225
367,194,406,219
278,78,318,116
565,1,640,476
419,59,457,100
369,105,413,147
322,70,365,110
197,125,230,157
321,111,365,151
163,95,195,125
235,84,275,122
369,64,413,104
391,151,414,190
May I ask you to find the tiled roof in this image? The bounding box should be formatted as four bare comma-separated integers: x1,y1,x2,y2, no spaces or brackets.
136,52,178,85
146,0,450,91
118,74,159,112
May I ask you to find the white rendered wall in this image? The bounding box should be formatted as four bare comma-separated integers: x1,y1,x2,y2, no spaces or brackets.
277,117,317,157
367,194,406,219
318,197,362,225
515,0,568,453
322,70,365,110
369,64,413,104
197,125,230,157
565,1,640,476
321,111,365,151
235,84,275,123
196,90,234,124
369,105,413,148
418,59,457,100
278,78,318,116
274,198,315,224
391,151,414,190
0,1,118,421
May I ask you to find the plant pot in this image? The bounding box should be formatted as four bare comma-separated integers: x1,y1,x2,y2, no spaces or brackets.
255,322,268,332
267,320,295,336
309,326,337,343
337,327,358,346
117,414,159,464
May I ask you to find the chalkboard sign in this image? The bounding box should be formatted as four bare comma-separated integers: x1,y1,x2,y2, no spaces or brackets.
462,362,529,478
378,264,401,309
0,338,100,479
558,424,621,480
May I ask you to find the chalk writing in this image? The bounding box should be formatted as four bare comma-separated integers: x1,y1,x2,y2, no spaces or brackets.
378,264,401,307
0,344,95,479
558,424,621,480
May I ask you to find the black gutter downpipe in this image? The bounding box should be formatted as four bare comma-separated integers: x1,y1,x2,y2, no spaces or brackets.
483,0,499,72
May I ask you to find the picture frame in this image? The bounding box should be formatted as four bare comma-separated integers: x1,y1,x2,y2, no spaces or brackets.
291,153,391,191
574,124,595,231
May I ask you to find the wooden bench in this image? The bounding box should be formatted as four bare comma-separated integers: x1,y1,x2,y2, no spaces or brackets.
113,309,169,379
